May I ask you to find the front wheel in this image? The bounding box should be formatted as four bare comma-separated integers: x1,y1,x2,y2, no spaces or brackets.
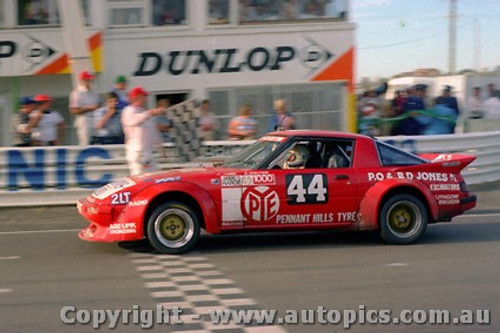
379,194,428,245
147,202,200,254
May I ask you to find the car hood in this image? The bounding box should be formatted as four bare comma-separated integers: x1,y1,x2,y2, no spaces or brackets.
130,166,246,185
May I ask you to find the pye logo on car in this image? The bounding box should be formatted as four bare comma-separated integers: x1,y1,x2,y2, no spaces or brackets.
241,186,279,222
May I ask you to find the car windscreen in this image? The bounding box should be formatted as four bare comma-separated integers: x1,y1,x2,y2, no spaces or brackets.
222,139,284,169
376,141,428,166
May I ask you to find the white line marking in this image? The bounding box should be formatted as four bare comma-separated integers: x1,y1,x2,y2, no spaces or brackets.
459,213,500,218
0,256,20,260
386,263,408,267
0,229,80,236
0,289,12,293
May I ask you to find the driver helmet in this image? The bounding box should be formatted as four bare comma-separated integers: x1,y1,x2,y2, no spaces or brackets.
286,144,310,169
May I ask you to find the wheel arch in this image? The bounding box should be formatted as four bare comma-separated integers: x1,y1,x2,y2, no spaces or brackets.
359,179,439,230
145,192,205,231
117,182,221,238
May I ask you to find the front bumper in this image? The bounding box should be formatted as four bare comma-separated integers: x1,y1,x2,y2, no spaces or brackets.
77,198,141,243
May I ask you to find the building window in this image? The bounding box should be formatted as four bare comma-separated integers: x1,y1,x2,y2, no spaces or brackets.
80,0,92,26
208,0,230,25
239,0,347,24
208,82,345,140
0,2,4,27
108,0,186,27
18,0,60,26
110,7,144,25
152,0,186,26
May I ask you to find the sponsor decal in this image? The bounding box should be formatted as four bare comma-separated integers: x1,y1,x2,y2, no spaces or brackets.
277,214,311,224
241,186,280,222
211,178,219,185
276,213,335,224
109,223,137,234
111,192,131,205
286,174,328,205
155,176,181,184
337,211,360,222
92,177,135,200
129,199,148,207
133,38,333,77
430,184,460,191
367,172,454,182
260,135,286,143
221,174,275,187
432,154,453,162
221,221,245,227
435,194,460,205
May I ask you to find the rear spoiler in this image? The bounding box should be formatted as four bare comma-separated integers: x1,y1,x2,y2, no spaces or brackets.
418,153,476,172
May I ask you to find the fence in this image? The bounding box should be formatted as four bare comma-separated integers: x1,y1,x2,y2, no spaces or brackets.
1,131,499,207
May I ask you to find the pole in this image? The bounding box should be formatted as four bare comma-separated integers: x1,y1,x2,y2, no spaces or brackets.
449,0,457,74
474,18,481,71
57,0,93,88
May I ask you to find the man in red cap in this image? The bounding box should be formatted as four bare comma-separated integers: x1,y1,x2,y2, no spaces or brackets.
121,87,166,175
26,94,65,146
70,70,100,145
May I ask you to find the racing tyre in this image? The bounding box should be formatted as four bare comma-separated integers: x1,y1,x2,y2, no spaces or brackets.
379,194,428,245
147,202,200,254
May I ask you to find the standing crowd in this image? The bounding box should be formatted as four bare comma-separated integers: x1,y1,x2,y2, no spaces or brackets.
11,69,300,175
358,82,500,137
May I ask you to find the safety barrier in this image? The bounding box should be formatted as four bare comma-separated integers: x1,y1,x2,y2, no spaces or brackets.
1,131,499,207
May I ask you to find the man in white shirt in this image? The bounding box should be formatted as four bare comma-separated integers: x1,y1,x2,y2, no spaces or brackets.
28,94,65,146
466,86,483,119
70,70,100,146
121,87,166,175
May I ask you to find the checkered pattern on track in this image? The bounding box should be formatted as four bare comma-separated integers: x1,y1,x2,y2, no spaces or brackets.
130,252,286,333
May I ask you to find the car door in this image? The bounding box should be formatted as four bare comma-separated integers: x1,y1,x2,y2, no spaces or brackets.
242,138,359,228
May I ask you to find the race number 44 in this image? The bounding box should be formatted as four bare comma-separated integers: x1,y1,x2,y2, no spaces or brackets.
286,174,328,205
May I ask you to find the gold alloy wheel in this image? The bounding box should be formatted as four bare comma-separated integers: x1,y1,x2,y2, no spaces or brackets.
386,201,422,238
154,208,194,249
160,215,186,241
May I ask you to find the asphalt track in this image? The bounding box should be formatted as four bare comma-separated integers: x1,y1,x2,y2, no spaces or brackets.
0,181,498,332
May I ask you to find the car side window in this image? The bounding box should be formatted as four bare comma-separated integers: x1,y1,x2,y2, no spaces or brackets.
267,139,353,170
377,141,426,166
325,141,353,168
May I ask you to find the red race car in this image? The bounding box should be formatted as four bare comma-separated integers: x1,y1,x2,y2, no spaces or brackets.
78,130,477,254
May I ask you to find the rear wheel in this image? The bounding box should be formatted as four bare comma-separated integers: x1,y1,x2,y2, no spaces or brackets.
379,194,428,245
147,202,200,254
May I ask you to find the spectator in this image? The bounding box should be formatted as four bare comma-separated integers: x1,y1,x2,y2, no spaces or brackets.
482,86,500,120
282,0,298,19
300,0,322,19
487,83,500,99
198,99,219,141
421,102,456,135
70,70,100,146
112,75,129,110
358,90,381,136
466,86,484,119
267,99,296,132
121,87,166,175
28,94,65,146
92,92,124,145
227,104,258,140
435,85,460,133
209,0,230,24
394,85,426,135
155,99,173,143
11,97,36,146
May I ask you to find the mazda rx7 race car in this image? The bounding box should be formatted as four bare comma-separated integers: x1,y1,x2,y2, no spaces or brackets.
78,130,477,254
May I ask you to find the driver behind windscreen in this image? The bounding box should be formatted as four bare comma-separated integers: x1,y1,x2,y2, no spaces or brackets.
284,144,311,169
